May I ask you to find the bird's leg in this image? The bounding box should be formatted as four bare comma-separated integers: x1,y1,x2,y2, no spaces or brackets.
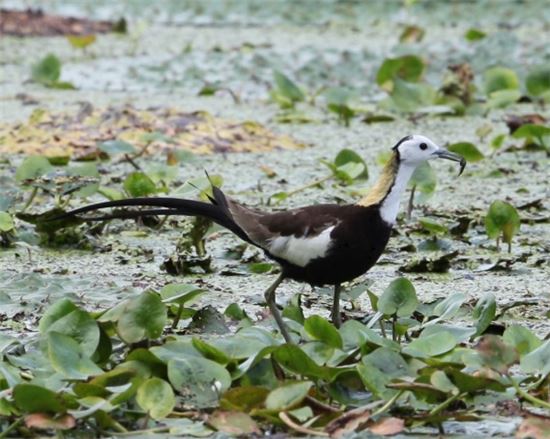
331,284,342,328
263,273,292,343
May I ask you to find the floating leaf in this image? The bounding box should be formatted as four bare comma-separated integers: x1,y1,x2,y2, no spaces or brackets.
464,28,486,41
167,357,231,408
485,201,520,251
0,211,14,232
117,292,167,344
30,53,75,89
265,381,312,411
334,148,369,180
304,316,343,349
399,25,425,43
409,161,436,202
99,140,136,155
512,124,550,148
483,67,520,94
136,378,175,420
325,87,356,126
520,340,550,377
402,331,457,357
272,344,332,381
208,411,260,435
123,172,157,197
525,64,550,97
502,325,542,357
13,384,66,413
418,217,448,235
160,284,204,305
67,34,96,49
377,278,418,317
47,332,102,379
271,71,305,108
472,293,497,336
376,55,425,91
15,156,54,183
447,142,484,162
389,79,436,112
487,89,521,108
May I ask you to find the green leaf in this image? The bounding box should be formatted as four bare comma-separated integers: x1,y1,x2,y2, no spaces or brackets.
67,34,96,49
13,384,66,413
192,338,230,364
447,142,484,162
376,55,425,91
377,278,418,317
512,124,550,147
207,410,259,435
418,217,448,236
123,172,157,197
303,316,343,349
136,378,175,420
357,363,396,400
99,140,136,155
399,25,425,43
43,307,100,355
465,28,486,41
487,89,521,108
520,340,550,377
362,347,409,379
47,332,102,379
15,156,54,182
430,370,458,394
167,357,231,408
402,331,457,358
503,325,542,357
485,201,520,247
271,71,305,108
265,381,312,411
0,211,14,232
390,79,436,112
409,161,436,200
272,344,333,381
325,87,356,125
334,149,368,179
66,163,100,197
220,386,269,412
472,293,497,336
31,54,61,84
526,64,550,96
160,284,205,305
483,67,520,94
117,292,167,344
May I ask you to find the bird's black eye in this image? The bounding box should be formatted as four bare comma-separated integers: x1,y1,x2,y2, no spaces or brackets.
419,143,427,150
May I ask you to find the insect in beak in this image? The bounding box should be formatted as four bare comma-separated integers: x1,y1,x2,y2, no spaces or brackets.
433,148,467,176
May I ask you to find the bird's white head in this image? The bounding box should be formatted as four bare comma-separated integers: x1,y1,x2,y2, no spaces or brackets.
393,134,466,172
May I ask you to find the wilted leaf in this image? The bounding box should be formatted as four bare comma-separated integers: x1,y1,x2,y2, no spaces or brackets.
208,411,260,435
220,386,269,412
399,25,425,43
325,405,372,438
503,325,542,357
516,416,550,439
67,34,96,49
476,335,518,373
367,417,405,436
25,413,76,430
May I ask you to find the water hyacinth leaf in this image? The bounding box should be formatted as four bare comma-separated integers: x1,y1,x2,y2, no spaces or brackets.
167,357,231,408
402,331,457,358
418,217,448,235
325,87,356,126
31,54,61,84
447,142,484,162
520,340,550,377
66,163,100,197
465,28,486,41
45,308,100,355
47,332,102,379
502,325,542,357
525,64,550,97
390,79,436,112
487,89,521,108
472,293,497,336
362,347,409,379
376,55,425,91
117,292,167,344
485,201,520,251
484,67,520,94
136,378,175,420
123,172,157,197
357,363,395,400
409,161,436,201
160,283,205,304
265,381,313,411
271,71,305,108
476,335,518,373
377,277,418,317
303,315,343,349
272,344,330,380
13,384,66,413
192,338,230,364
334,149,369,179
0,212,14,232
15,156,54,183
430,370,458,394
512,124,550,147
220,386,269,412
39,298,78,332
67,34,96,49
99,140,136,155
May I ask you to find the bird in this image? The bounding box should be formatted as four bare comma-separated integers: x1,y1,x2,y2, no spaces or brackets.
53,135,465,343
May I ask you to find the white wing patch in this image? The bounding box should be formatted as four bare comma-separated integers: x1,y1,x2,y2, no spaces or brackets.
268,226,335,267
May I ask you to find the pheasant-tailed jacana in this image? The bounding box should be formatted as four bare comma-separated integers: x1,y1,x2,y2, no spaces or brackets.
54,135,465,342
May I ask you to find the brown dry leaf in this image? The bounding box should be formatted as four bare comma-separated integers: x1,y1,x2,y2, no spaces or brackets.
25,413,76,430
505,114,547,134
0,8,121,36
325,406,371,438
0,105,306,159
207,410,260,435
516,416,550,439
367,417,405,436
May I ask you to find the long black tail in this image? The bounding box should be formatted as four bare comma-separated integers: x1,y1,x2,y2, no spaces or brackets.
55,197,252,244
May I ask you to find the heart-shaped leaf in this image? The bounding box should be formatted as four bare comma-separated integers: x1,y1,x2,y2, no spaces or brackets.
377,278,418,317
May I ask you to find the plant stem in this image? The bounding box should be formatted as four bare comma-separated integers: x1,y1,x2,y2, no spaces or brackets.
0,417,23,439
428,392,465,417
171,303,184,329
511,377,550,410
379,319,387,338
407,185,416,220
371,390,404,417
21,187,38,212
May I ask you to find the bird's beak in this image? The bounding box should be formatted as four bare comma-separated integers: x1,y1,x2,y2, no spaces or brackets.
433,148,467,176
